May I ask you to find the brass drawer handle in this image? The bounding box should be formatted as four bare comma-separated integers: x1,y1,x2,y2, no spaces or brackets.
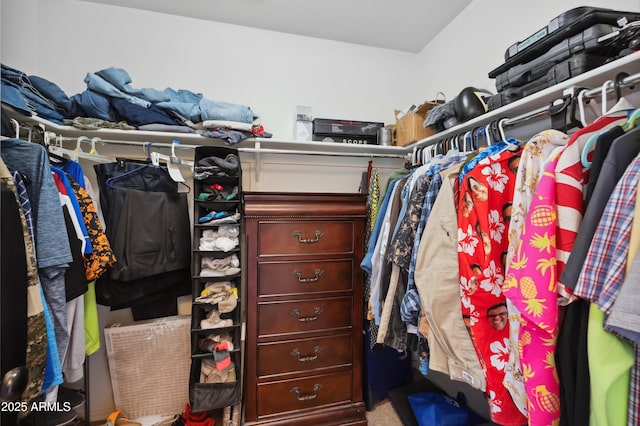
291,307,323,322
292,269,324,283
291,384,322,401
292,230,324,243
291,346,322,362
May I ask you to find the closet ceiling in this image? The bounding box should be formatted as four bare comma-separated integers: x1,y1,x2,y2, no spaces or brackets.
80,0,473,53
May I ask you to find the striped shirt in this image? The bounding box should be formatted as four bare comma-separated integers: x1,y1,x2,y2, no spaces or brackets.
553,110,630,304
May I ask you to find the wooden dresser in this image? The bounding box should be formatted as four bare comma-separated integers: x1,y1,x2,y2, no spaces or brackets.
243,192,367,425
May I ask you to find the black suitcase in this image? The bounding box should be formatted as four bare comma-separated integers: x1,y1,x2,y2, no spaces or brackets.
494,23,620,92
489,6,640,78
544,51,611,86
487,52,611,111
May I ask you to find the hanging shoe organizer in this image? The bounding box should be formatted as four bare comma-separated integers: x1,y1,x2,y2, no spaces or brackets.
189,146,243,412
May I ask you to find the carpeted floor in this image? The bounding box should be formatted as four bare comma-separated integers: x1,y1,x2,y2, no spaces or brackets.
366,399,404,426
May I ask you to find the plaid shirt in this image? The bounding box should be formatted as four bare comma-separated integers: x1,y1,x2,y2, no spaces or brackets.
574,154,640,313
574,153,640,425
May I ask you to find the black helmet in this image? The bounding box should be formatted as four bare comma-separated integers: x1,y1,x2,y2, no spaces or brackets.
453,87,493,123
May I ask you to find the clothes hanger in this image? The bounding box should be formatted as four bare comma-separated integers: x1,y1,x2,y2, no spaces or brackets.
488,119,502,143
45,132,69,163
622,108,640,132
10,119,20,139
577,89,590,127
89,137,101,155
410,146,418,166
473,126,485,148
600,80,614,117
105,163,155,189
579,81,618,168
581,74,637,167
70,136,113,163
451,131,477,164
148,140,195,183
484,125,493,145
604,72,636,115
576,88,602,127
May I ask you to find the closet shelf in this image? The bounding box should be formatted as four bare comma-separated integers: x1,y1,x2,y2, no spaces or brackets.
407,53,640,150
3,53,638,158
191,324,241,334
193,249,241,255
1,103,406,157
193,274,242,280
191,350,241,361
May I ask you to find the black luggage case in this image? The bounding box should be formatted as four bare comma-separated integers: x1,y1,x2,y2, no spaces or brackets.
494,23,621,92
489,6,640,78
487,52,612,111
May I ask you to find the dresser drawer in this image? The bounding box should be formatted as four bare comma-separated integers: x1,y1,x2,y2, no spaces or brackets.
257,221,355,256
258,259,353,297
257,333,352,377
257,371,353,417
258,297,352,337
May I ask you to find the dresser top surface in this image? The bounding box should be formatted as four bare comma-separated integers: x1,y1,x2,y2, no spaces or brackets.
243,192,367,217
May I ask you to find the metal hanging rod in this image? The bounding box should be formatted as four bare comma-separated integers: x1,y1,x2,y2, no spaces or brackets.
502,70,640,129
49,134,407,159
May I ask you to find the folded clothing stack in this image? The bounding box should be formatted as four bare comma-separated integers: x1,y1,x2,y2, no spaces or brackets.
195,281,238,313
197,183,239,202
200,254,240,277
193,154,240,179
199,225,240,252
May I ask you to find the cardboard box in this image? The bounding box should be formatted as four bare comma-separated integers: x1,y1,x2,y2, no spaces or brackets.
394,103,438,146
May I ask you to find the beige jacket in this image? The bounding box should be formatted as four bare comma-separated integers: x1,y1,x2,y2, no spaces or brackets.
414,163,486,392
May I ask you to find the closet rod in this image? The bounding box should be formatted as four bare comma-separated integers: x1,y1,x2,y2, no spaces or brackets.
502,71,640,129
52,135,407,159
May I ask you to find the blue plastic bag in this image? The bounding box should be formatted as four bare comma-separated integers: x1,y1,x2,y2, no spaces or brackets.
408,391,476,426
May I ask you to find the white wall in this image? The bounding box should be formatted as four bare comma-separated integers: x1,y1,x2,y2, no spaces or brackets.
416,0,640,99
1,0,420,138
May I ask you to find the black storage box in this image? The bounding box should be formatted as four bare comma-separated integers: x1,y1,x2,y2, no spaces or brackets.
312,118,383,144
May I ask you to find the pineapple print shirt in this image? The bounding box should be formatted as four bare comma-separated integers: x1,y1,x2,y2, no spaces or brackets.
503,154,561,426
457,144,527,426
502,129,568,416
